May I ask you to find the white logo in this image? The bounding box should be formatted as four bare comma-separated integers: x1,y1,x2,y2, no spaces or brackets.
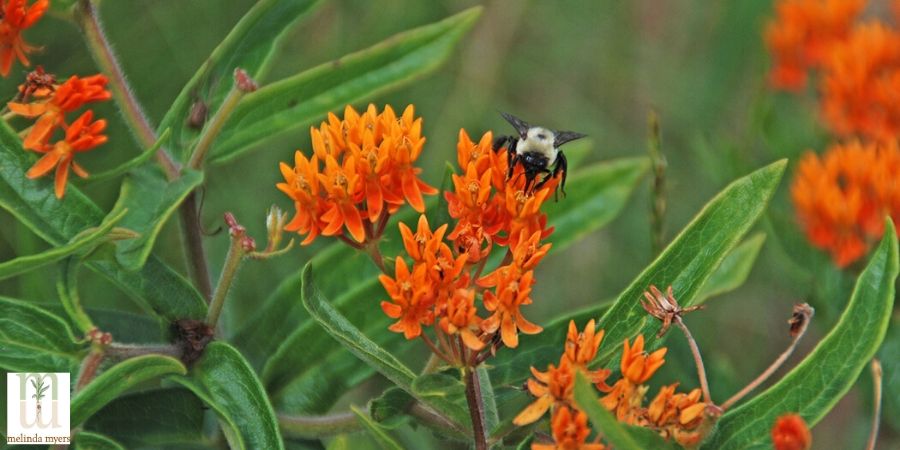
6,373,71,445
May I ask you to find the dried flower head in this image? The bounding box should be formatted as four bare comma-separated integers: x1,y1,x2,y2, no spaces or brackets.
771,414,812,450
791,140,900,267
640,285,703,337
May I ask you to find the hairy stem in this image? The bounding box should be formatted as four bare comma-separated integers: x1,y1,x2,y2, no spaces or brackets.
867,359,882,450
75,348,105,391
179,194,214,300
105,343,182,360
675,317,712,404
205,237,245,328
278,411,361,439
647,110,666,256
464,368,488,450
187,85,244,170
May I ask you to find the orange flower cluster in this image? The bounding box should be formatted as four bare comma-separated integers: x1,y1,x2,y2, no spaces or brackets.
445,130,557,261
0,0,48,77
8,71,111,198
515,321,707,449
277,105,436,244
764,0,864,91
771,414,812,450
791,140,900,266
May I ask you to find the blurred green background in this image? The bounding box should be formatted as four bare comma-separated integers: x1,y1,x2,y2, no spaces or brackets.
0,1,895,449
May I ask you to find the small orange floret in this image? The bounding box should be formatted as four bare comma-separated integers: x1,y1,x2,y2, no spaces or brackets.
646,383,707,446
620,335,667,385
277,104,437,245
438,288,484,351
480,268,542,349
764,0,865,91
513,359,575,426
531,405,606,450
379,258,434,340
26,110,107,198
791,140,900,267
0,0,48,77
771,414,812,450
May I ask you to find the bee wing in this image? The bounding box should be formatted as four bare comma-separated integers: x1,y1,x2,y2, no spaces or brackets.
554,130,587,147
500,111,531,138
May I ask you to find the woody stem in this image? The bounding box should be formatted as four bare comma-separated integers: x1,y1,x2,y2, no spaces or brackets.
464,367,488,450
76,0,214,301
720,308,812,410
867,359,883,450
675,317,712,404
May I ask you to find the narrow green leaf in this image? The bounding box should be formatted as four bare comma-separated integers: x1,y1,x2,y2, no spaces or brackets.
0,208,126,281
72,355,187,426
0,296,84,372
0,121,207,321
301,264,470,438
108,166,203,270
477,367,500,435
574,372,679,450
172,342,284,450
87,129,171,182
598,160,786,363
158,0,323,159
84,388,206,448
350,405,404,450
696,233,766,302
703,220,898,449
210,7,483,164
73,431,125,450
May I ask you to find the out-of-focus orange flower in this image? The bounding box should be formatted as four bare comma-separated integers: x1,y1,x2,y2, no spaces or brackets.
379,258,434,339
646,383,707,447
513,358,575,426
771,414,812,450
439,288,484,351
9,74,111,149
820,22,900,140
0,0,47,77
25,110,106,198
764,0,865,91
791,140,900,267
531,406,606,450
278,105,437,245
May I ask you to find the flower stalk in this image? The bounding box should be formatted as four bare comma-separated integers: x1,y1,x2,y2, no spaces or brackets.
205,213,255,328
867,359,882,450
187,68,256,170
464,367,489,450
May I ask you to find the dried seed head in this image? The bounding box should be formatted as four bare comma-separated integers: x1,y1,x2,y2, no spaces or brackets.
788,303,814,337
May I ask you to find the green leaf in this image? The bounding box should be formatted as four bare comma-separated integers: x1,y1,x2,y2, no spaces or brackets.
0,121,207,321
301,264,470,438
107,165,203,270
158,0,323,159
597,160,786,363
209,7,483,164
703,220,898,450
87,129,171,182
350,405,404,450
73,431,126,450
0,296,84,372
57,258,95,334
574,372,679,450
0,208,126,282
369,387,414,429
172,341,284,450
696,233,766,302
879,317,900,432
84,388,206,448
72,355,187,426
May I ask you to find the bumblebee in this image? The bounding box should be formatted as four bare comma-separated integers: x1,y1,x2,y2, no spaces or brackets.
492,112,586,196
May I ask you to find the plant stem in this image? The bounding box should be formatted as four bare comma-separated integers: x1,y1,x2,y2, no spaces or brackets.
278,411,361,439
464,367,488,450
187,85,244,170
76,0,214,300
364,240,388,274
75,348,105,391
867,359,882,450
674,317,712,404
105,343,182,360
721,304,813,410
647,110,666,257
205,236,245,328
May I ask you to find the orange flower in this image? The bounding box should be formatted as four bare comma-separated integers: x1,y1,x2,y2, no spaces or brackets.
820,22,900,140
278,104,437,245
791,140,900,267
563,319,611,387
599,336,666,424
646,383,707,446
532,406,606,450
277,152,327,245
513,358,575,426
9,74,111,149
620,335,667,385
379,258,434,339
25,110,107,198
399,215,448,263
480,268,542,348
438,288,484,350
764,0,865,91
771,414,812,450
0,0,47,77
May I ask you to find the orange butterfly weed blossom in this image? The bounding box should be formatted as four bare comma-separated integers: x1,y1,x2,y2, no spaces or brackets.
0,0,48,77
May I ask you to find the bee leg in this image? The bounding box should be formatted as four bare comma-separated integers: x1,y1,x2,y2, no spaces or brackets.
507,152,519,179
557,152,568,197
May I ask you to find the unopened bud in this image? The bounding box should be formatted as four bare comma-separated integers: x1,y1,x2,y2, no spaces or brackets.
234,68,258,93
265,205,288,252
